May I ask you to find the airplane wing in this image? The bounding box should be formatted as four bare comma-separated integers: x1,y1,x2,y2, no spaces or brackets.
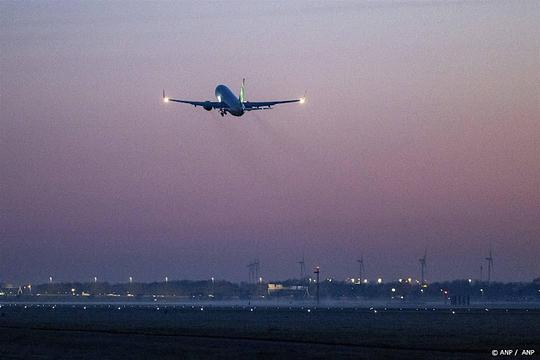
243,99,302,111
162,90,227,109
167,98,227,108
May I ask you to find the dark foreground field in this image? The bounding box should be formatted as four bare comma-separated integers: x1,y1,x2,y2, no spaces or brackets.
1,304,538,359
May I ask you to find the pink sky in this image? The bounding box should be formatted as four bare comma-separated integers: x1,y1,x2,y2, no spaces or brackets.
1,1,539,283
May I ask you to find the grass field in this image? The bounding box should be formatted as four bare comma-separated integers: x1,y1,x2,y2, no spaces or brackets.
1,303,538,359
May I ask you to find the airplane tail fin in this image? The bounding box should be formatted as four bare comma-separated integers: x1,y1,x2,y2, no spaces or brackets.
239,78,246,103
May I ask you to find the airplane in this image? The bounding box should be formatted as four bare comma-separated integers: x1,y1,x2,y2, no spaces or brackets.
162,79,305,117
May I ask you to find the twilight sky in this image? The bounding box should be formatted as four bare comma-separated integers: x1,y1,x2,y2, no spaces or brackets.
1,1,539,284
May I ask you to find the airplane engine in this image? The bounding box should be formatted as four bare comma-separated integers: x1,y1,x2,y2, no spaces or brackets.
203,102,213,111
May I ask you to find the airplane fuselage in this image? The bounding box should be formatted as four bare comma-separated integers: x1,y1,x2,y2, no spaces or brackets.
215,85,244,116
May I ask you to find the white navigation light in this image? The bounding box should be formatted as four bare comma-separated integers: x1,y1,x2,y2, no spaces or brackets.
299,97,306,104
163,97,170,103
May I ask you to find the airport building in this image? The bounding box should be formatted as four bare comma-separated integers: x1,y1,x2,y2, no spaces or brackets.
267,283,309,298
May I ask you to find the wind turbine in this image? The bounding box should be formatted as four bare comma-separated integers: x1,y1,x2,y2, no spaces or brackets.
247,262,255,283
419,249,427,285
356,256,365,283
298,254,306,280
485,249,494,283
480,264,483,282
254,258,260,283
247,259,261,283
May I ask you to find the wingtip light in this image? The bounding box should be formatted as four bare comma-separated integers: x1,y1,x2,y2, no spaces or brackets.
300,90,307,104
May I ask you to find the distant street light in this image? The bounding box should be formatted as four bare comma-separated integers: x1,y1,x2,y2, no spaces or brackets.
314,266,320,306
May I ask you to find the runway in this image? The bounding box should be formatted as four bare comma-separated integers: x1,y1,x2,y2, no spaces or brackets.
1,304,538,359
